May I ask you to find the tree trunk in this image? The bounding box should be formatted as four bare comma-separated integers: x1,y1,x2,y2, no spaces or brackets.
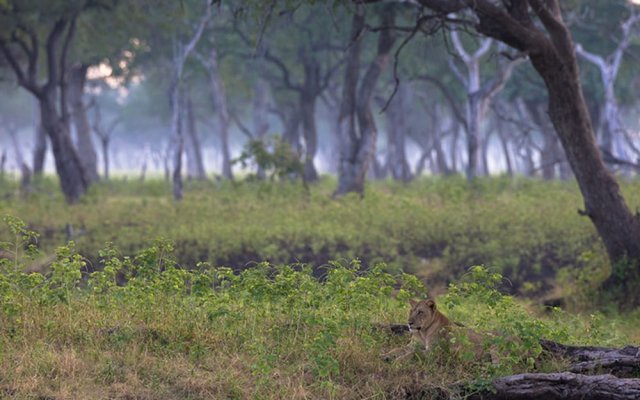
495,119,513,177
253,79,270,180
469,372,640,400
32,122,47,176
334,6,396,196
171,84,184,201
39,92,88,203
528,28,640,305
527,100,559,180
184,91,207,180
68,64,99,183
334,9,364,196
466,93,482,179
9,128,32,189
206,46,233,180
0,150,6,177
282,106,301,156
385,81,413,182
300,90,319,182
481,131,492,176
100,136,110,180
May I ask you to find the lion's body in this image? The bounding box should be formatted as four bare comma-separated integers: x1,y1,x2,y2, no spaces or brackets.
383,299,486,361
408,299,453,352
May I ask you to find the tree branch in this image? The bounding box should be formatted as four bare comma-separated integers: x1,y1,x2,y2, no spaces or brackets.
59,15,78,123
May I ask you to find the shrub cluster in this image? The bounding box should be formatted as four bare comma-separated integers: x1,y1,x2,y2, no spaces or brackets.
1,217,631,399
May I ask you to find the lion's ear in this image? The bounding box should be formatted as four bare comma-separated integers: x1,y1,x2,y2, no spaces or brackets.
409,299,418,307
426,299,436,310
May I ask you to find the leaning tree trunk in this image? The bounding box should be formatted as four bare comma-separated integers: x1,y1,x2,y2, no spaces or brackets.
334,6,396,196
528,25,640,305
40,92,88,203
68,63,99,183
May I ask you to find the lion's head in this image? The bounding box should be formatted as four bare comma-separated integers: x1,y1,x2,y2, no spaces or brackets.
407,299,439,332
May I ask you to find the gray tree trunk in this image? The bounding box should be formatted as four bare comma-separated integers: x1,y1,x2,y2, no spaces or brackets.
300,90,319,182
32,122,47,176
205,46,233,180
385,81,413,182
40,92,88,203
450,32,523,180
184,91,206,180
334,6,396,196
9,126,31,189
171,85,184,200
68,63,99,183
575,14,639,163
253,79,270,179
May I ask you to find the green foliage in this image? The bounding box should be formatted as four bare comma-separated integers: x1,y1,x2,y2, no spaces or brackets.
0,217,637,398
233,135,306,185
1,176,626,302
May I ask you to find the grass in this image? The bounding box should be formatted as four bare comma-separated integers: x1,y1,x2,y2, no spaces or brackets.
3,175,634,300
2,176,640,398
1,229,635,399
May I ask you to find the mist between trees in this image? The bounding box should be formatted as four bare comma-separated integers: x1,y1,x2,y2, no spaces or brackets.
1,1,640,304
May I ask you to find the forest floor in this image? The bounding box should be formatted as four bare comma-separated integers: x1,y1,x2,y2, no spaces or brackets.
1,176,640,399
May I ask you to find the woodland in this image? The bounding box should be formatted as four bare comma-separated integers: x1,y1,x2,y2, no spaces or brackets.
2,0,640,399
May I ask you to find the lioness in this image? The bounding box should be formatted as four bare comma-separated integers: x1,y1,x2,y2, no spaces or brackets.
383,299,484,361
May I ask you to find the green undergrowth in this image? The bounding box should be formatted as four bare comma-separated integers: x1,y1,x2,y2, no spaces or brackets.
3,175,635,298
1,218,637,399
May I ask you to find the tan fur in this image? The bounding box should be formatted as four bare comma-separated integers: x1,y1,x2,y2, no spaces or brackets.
407,299,452,352
383,299,485,361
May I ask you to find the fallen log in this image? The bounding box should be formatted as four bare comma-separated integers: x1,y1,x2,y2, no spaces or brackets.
468,372,640,400
541,339,640,377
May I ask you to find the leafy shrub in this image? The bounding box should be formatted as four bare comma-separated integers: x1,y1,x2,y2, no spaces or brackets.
0,217,635,399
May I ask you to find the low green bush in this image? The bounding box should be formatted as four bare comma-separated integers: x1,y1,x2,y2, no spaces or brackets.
3,176,639,299
1,218,636,399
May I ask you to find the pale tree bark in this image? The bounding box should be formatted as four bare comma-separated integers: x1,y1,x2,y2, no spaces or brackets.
68,63,99,183
168,0,212,200
450,31,524,180
575,11,640,162
201,46,233,180
335,5,397,196
1,15,88,203
184,90,207,180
